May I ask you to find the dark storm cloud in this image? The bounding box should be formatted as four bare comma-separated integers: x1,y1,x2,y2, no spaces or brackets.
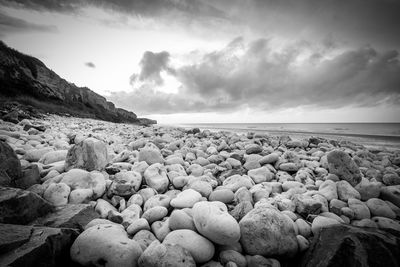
0,0,226,19
0,10,57,35
109,38,400,114
84,62,95,68
134,51,172,85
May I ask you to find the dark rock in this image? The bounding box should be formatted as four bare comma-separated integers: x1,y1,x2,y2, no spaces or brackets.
380,185,400,208
300,224,400,267
0,223,78,267
15,164,40,189
2,110,19,124
0,187,53,225
0,140,21,186
327,150,362,186
23,124,46,132
31,204,99,231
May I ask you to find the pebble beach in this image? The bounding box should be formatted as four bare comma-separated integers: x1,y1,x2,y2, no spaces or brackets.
1,114,400,267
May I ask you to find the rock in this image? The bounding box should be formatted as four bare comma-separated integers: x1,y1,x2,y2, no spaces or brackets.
337,180,361,201
219,250,247,267
39,150,68,165
282,181,305,191
230,201,253,222
144,163,169,193
193,201,241,245
2,110,19,123
300,224,400,267
60,169,106,198
0,223,78,267
110,170,142,197
383,173,400,186
142,206,168,224
163,229,215,263
348,198,371,220
208,189,234,203
372,216,400,231
0,187,53,224
279,163,301,172
31,204,99,231
0,140,21,186
151,218,171,242
143,194,171,211
293,194,322,216
327,150,361,186
95,199,117,219
380,185,400,208
43,182,70,206
311,216,341,235
234,187,253,203
15,164,40,189
133,229,157,250
222,175,254,192
65,137,108,171
69,188,93,204
24,147,54,162
71,224,142,267
366,198,396,219
188,180,213,197
169,209,196,231
248,167,274,184
297,235,310,252
296,218,312,238
318,180,338,201
245,144,263,154
259,153,279,165
246,255,281,267
170,189,202,208
239,205,298,258
355,179,381,201
127,218,150,235
138,240,196,267
139,147,164,165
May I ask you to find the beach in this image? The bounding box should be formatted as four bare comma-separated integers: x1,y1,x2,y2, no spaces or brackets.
1,115,400,266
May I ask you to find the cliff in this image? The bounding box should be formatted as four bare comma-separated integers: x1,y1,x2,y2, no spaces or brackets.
0,41,155,124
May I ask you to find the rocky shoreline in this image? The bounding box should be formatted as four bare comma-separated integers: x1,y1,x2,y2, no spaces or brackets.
1,115,400,266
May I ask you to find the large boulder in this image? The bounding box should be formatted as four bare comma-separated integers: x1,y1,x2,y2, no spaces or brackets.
109,170,142,197
192,201,241,245
0,187,53,224
70,224,142,267
143,163,169,193
0,223,78,267
300,224,400,267
327,150,361,186
239,204,298,258
31,204,99,231
60,169,106,198
65,137,108,171
0,140,21,187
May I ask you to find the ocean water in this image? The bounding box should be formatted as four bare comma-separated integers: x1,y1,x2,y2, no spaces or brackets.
179,123,400,150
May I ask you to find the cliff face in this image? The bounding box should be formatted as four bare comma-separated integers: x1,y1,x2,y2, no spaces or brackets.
0,41,155,124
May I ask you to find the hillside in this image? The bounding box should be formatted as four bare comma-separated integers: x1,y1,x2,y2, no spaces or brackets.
0,41,155,125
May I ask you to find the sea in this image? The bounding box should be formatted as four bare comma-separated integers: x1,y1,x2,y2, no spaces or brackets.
177,123,400,150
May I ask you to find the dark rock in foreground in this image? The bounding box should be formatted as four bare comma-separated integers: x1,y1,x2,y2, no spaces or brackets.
0,187,53,225
300,224,400,267
0,223,78,267
0,140,21,187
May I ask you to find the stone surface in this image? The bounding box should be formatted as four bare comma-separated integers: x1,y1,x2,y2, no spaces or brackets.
337,180,361,201
32,204,99,231
144,163,169,193
0,187,53,224
327,150,362,186
70,223,143,267
60,169,106,198
0,140,21,186
43,182,70,206
110,170,142,197
163,229,215,263
65,137,109,171
193,201,241,245
138,240,196,267
0,223,78,267
170,189,202,208
380,185,400,208
300,224,400,267
239,205,298,258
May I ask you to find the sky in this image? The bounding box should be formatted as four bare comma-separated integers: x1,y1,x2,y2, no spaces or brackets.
1,0,400,123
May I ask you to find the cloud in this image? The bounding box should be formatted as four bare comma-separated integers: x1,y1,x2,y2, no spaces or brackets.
134,51,171,85
84,62,95,68
0,10,57,36
109,37,400,115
